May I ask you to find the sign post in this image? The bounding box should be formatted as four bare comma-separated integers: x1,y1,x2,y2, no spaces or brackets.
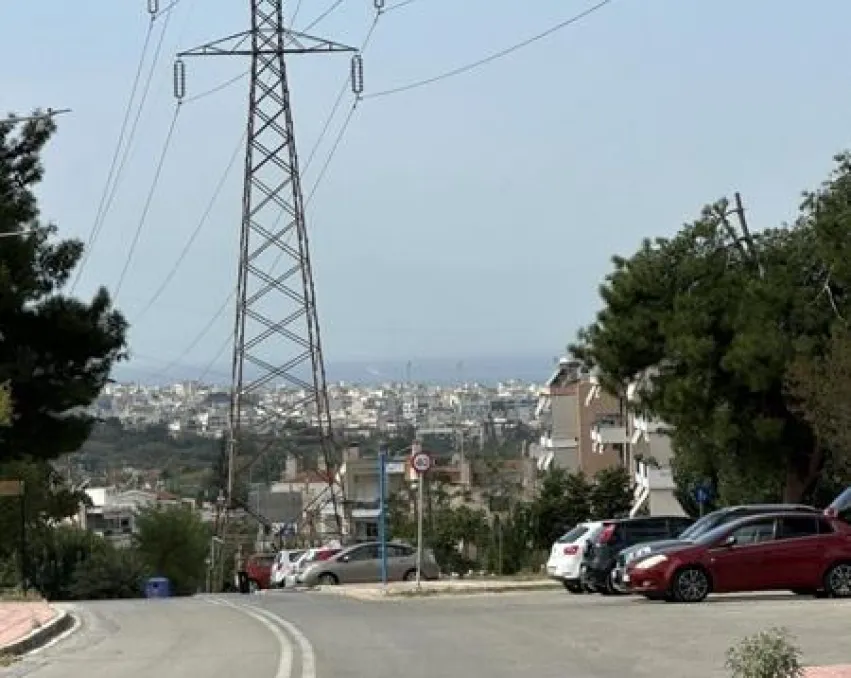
410,441,432,590
378,445,388,589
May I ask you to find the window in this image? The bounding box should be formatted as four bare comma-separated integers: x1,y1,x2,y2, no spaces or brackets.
557,525,589,544
680,510,726,540
729,519,775,545
668,518,694,537
625,520,670,542
778,516,818,539
346,544,379,561
818,519,835,534
386,544,415,558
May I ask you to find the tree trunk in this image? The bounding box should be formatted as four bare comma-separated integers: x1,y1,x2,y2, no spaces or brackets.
783,448,823,504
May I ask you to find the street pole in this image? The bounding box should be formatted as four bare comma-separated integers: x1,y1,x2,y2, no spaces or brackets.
416,474,424,590
378,446,388,589
410,441,431,591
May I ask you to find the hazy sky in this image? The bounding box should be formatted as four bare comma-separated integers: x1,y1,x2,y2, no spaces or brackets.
5,0,851,383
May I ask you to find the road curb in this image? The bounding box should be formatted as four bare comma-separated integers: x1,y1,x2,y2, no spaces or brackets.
0,610,74,657
318,580,560,600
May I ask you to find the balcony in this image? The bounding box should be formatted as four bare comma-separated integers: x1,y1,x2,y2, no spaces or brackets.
590,415,629,452
630,460,683,518
631,414,666,437
539,432,579,450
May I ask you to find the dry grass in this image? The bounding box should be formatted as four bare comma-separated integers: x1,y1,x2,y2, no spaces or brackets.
0,588,43,603
0,652,20,667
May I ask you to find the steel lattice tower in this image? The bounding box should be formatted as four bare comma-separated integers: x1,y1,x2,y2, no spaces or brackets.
176,1,357,550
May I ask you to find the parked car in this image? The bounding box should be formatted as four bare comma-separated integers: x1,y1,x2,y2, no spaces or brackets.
580,516,694,594
545,521,603,593
244,552,276,592
611,504,818,593
625,511,851,602
299,541,440,586
289,546,342,586
270,549,305,588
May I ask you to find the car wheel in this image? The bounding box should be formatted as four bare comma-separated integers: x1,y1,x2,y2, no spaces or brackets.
823,562,851,598
672,567,710,603
403,569,418,582
562,581,584,594
598,569,624,596
317,573,339,586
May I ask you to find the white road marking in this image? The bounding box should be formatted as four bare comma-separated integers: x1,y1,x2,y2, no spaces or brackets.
211,598,294,678
250,605,317,678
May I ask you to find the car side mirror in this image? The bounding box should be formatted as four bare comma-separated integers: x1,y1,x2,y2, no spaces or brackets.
720,535,737,548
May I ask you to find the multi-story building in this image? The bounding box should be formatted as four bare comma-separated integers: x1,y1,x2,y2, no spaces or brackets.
531,358,622,476
586,370,684,517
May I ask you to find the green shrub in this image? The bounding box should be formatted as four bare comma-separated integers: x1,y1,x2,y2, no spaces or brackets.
28,526,107,600
135,505,210,596
68,547,148,600
725,627,804,678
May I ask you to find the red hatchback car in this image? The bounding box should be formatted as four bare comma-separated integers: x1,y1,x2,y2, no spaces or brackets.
626,511,851,603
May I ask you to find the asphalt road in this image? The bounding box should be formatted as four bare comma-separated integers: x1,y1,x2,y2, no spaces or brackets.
2,597,284,678
5,590,851,678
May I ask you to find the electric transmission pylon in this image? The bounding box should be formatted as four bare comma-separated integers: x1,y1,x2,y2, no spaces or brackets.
175,1,361,563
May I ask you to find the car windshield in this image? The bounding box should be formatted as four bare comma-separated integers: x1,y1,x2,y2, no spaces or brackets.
678,511,725,540
557,525,589,543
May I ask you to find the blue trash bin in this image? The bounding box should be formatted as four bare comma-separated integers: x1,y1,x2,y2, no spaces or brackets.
145,577,171,599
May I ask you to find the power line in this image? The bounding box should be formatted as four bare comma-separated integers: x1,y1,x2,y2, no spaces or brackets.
384,0,422,12
73,8,175,293
307,99,358,203
70,17,156,293
291,0,307,28
183,71,247,104
365,0,613,99
305,0,345,30
304,14,378,173
114,103,183,299
135,130,246,319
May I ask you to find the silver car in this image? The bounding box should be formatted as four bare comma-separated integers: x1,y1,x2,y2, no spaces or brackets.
300,541,440,586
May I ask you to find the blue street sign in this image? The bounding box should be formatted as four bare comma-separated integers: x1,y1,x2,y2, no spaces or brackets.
694,483,714,505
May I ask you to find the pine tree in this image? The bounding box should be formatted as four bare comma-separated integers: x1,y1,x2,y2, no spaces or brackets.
0,113,127,463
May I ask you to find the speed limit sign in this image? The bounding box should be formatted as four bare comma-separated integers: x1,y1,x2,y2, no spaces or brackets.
411,450,432,474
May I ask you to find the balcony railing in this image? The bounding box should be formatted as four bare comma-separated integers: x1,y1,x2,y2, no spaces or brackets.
590,415,629,450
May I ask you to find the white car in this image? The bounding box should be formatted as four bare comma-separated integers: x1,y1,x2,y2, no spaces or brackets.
270,549,305,588
286,544,343,587
546,521,602,593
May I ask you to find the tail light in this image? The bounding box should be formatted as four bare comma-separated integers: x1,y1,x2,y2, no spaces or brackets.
562,544,579,556
596,523,617,545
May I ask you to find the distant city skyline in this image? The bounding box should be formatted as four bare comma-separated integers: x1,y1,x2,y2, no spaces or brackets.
113,353,562,386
